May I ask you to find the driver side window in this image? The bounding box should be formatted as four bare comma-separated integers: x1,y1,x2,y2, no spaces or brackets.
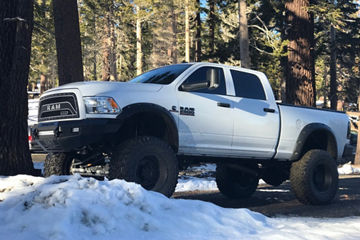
180,67,226,95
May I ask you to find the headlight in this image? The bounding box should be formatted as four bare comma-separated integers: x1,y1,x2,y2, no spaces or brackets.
83,97,120,114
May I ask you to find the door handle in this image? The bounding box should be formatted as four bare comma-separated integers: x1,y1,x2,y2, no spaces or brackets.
263,108,275,113
217,102,230,108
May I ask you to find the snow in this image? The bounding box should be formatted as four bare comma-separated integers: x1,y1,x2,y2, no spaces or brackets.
176,176,218,192
338,163,360,175
28,99,39,126
1,174,360,240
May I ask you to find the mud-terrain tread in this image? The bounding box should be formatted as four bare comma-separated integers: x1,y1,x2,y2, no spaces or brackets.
109,136,178,197
44,153,71,177
290,149,338,205
216,163,259,199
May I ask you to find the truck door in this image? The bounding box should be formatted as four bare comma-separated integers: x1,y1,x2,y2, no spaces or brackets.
176,66,234,156
229,69,280,158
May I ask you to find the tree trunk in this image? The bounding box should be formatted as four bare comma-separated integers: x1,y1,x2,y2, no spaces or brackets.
102,10,117,81
285,0,316,107
195,0,201,62
40,74,47,93
0,0,37,175
329,25,337,110
185,0,190,63
208,0,215,56
323,66,328,107
136,5,142,76
53,0,84,85
92,14,97,80
238,0,250,68
170,2,177,64
102,13,111,81
109,12,117,81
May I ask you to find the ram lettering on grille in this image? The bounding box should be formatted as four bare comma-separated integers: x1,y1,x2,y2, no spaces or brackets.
39,93,79,121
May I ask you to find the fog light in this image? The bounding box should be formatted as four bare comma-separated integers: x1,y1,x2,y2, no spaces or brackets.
72,127,80,133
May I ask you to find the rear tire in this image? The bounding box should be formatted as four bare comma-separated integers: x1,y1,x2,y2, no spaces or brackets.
44,153,73,177
290,149,338,205
109,136,179,197
216,163,259,199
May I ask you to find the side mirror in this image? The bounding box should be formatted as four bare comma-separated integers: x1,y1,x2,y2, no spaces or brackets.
181,82,209,91
180,68,219,92
207,68,219,89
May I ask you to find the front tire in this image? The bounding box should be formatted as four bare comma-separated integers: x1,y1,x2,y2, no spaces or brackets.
109,136,179,197
216,163,259,199
290,149,338,205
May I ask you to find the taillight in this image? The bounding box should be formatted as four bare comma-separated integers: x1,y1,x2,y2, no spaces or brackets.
28,135,32,142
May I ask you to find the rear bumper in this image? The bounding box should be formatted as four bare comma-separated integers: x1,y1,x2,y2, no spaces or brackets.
33,119,121,152
339,144,356,165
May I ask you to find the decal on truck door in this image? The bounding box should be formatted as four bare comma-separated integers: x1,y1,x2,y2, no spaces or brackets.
180,106,195,116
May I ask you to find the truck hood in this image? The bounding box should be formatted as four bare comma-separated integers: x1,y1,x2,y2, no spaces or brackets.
44,81,163,96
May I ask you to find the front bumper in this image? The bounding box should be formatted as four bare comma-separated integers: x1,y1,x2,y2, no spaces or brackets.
33,119,121,152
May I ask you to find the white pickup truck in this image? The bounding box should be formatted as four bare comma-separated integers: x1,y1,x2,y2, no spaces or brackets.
34,62,353,205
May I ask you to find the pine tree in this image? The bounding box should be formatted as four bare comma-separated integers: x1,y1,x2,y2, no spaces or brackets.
238,0,250,68
53,0,84,85
194,0,201,62
30,0,56,90
0,0,37,175
285,0,316,106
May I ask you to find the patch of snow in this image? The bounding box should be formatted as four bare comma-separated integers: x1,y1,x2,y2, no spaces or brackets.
28,99,39,126
257,189,290,193
176,177,218,192
33,162,44,175
1,175,360,240
338,164,360,175
259,179,266,185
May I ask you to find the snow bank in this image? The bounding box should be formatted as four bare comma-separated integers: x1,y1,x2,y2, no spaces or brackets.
338,163,360,175
1,175,360,240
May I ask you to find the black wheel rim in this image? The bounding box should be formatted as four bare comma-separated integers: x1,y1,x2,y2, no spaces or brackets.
313,164,332,192
136,155,160,190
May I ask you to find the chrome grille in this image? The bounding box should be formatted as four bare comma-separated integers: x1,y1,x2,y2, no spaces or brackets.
39,93,79,121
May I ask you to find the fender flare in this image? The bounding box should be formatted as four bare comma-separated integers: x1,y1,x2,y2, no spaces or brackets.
290,123,337,161
116,103,179,151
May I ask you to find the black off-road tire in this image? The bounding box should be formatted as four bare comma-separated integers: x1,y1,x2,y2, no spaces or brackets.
109,136,179,197
44,153,73,177
216,163,259,199
290,149,338,205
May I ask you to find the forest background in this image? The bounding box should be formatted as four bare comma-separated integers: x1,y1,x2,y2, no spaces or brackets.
30,0,360,110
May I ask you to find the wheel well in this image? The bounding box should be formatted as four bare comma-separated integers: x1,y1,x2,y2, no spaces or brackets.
115,111,178,152
300,130,337,160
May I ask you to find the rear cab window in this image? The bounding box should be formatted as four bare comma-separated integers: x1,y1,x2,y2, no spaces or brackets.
230,70,266,100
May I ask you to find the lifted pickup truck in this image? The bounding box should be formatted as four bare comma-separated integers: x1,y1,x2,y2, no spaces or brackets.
34,62,353,205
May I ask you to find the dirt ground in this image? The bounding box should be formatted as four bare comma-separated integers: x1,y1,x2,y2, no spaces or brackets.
174,175,360,218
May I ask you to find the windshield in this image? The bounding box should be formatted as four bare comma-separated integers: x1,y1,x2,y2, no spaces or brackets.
130,64,192,84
